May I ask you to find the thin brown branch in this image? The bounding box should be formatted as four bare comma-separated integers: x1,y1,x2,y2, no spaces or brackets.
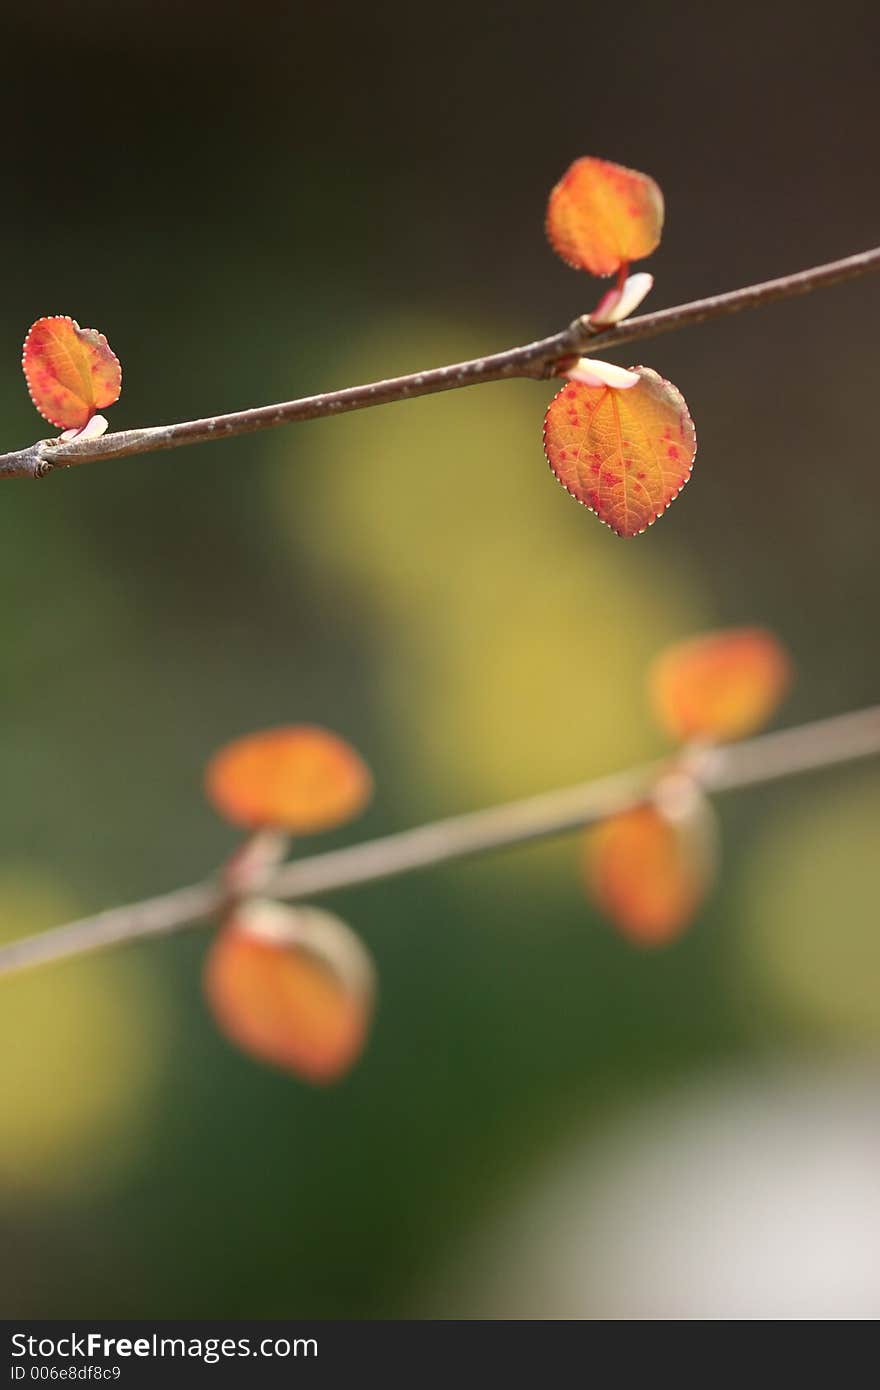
1,247,878,480
1,703,877,980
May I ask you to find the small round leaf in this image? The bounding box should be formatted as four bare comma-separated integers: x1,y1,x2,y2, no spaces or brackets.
205,725,372,833
546,157,664,277
22,316,121,431
204,901,376,1083
649,628,792,743
543,368,696,536
584,781,718,946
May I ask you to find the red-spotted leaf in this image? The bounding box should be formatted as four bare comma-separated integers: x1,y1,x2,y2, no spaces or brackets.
22,316,121,431
204,901,375,1082
584,776,718,946
205,725,372,834
546,157,664,277
649,627,793,743
543,367,696,536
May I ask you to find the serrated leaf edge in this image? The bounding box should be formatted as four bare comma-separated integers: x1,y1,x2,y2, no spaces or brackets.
542,365,696,537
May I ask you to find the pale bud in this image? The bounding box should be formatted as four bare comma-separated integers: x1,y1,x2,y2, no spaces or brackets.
565,358,640,390
60,414,109,443
590,272,654,327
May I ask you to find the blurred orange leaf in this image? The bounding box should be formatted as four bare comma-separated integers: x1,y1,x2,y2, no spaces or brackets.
649,627,792,743
22,316,121,431
205,725,372,833
543,368,696,536
584,778,717,945
204,901,375,1082
546,157,664,277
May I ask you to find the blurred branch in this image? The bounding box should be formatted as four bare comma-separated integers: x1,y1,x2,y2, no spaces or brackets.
1,703,878,979
1,247,878,480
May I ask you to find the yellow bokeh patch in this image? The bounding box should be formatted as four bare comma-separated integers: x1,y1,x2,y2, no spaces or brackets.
0,866,168,1198
736,777,880,1040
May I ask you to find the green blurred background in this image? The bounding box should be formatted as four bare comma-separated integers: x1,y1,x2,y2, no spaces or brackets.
0,1,878,1319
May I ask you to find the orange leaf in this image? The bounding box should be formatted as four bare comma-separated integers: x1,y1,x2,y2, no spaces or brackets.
585,779,717,946
204,901,375,1082
546,157,664,277
649,627,792,743
205,725,372,833
543,368,696,536
22,316,122,431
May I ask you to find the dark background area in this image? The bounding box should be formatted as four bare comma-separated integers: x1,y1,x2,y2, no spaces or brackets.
0,1,877,1318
